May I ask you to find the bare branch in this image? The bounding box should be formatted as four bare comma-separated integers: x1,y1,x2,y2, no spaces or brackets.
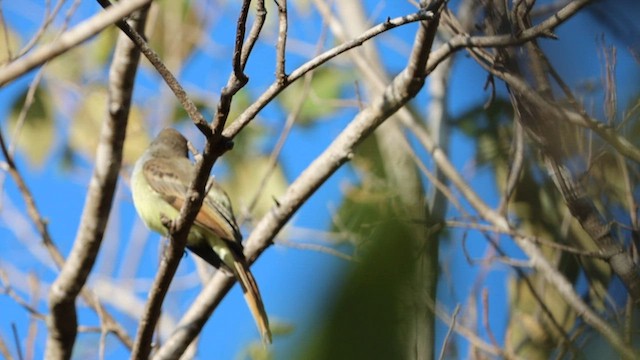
225,8,435,138
401,102,637,358
274,0,288,83
153,3,445,357
132,1,268,357
95,0,209,135
437,304,460,360
427,0,592,73
45,5,149,358
0,268,46,321
211,0,266,138
0,0,152,87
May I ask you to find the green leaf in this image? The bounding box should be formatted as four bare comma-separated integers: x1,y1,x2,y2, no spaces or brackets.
70,87,150,165
301,192,418,359
278,68,348,126
145,0,203,68
8,86,55,167
223,155,289,220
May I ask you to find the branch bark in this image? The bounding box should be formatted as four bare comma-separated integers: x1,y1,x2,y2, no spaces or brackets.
44,6,149,359
0,0,151,87
153,2,445,358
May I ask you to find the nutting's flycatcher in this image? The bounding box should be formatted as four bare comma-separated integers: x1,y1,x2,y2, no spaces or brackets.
131,128,271,344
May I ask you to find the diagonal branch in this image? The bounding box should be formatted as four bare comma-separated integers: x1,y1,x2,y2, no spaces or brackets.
458,8,640,304
224,8,436,138
399,95,638,360
152,2,445,358
130,1,266,357
44,6,149,359
0,0,151,87
95,0,209,135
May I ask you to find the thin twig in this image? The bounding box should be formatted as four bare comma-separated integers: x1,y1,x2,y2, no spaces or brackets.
46,4,149,358
95,0,209,134
11,324,22,360
153,3,445,357
434,302,511,358
276,239,354,261
225,9,435,138
25,274,40,360
274,0,288,83
131,1,267,357
14,0,67,59
437,304,460,360
498,121,525,215
210,0,265,139
482,288,499,348
0,0,152,86
0,269,46,321
239,0,266,71
8,0,82,154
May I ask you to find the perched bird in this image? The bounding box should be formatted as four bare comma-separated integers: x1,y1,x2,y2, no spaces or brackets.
130,128,271,344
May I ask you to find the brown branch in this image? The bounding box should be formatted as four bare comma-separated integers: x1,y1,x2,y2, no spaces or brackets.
224,8,435,138
274,0,288,83
426,0,592,72
45,6,149,358
210,0,264,138
131,1,267,357
0,99,134,353
0,0,152,87
400,86,638,359
152,3,444,358
239,0,266,71
95,0,209,135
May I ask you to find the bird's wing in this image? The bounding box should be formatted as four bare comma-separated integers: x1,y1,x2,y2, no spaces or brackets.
142,157,193,209
142,157,241,243
202,179,243,242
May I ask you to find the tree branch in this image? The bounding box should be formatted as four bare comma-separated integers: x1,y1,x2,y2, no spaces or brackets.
131,1,266,357
45,6,148,359
0,0,151,87
224,8,435,138
152,2,445,357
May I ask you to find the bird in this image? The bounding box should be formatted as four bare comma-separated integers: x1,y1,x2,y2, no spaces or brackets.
130,128,271,344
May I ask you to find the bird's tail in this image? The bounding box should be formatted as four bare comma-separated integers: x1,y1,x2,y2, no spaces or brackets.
232,256,272,344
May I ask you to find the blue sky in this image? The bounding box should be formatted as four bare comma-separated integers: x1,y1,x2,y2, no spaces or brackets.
1,0,639,359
